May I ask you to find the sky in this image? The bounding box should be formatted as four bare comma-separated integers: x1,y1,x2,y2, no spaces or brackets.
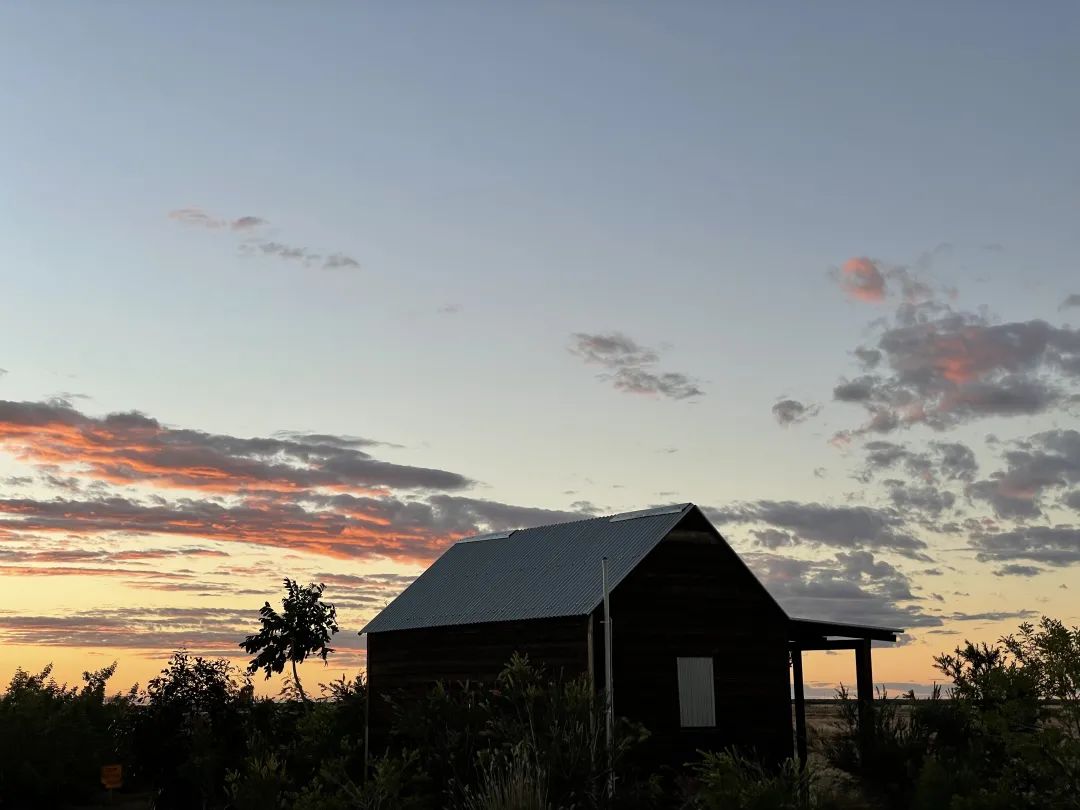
1,3,1078,698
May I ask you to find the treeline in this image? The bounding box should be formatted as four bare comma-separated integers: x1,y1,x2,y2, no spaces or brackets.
1,616,1078,809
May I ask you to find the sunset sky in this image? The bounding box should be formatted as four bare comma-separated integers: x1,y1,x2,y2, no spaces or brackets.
2,4,1078,697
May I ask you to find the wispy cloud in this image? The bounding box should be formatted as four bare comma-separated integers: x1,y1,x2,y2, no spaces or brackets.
169,208,265,231
705,499,929,556
1060,294,1080,311
0,399,465,494
569,332,703,400
744,549,941,630
169,208,361,271
771,398,819,426
967,429,1080,518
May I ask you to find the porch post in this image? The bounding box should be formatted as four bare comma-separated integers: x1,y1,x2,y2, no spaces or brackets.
791,646,808,768
855,638,874,759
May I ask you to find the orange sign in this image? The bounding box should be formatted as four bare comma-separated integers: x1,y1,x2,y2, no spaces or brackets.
100,764,123,790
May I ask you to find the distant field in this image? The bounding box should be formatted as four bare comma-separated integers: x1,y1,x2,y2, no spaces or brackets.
795,700,919,750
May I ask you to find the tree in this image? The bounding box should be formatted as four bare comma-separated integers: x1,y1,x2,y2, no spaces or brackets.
241,578,339,702
129,651,250,809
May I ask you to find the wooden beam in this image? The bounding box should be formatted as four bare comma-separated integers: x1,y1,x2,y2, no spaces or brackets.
789,618,900,643
791,647,808,770
791,639,867,652
855,638,874,760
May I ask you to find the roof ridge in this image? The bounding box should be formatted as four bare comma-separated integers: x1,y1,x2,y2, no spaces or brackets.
453,502,693,544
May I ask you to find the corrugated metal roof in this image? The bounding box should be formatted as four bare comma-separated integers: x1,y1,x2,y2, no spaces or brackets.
360,504,693,634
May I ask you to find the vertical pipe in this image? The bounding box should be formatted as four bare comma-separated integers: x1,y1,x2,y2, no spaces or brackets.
602,557,615,799
363,663,370,782
587,613,595,683
791,647,807,769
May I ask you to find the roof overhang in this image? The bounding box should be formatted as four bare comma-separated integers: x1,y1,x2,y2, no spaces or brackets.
788,617,902,646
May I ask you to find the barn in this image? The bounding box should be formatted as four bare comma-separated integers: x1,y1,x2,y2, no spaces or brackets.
360,503,900,766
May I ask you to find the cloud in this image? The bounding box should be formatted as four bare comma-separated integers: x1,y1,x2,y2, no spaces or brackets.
171,208,360,271
772,399,820,426
231,216,266,231
323,253,361,270
947,609,1038,623
0,398,596,564
750,529,794,549
967,430,1080,518
992,564,1043,577
609,367,704,400
1060,294,1080,311
251,240,320,263
169,208,265,231
854,347,882,368
1065,490,1080,512
0,399,469,494
743,549,941,629
838,257,887,302
0,545,227,565
834,310,1080,433
0,492,571,563
860,440,977,485
569,332,658,367
705,500,928,556
568,332,703,400
240,240,362,271
0,604,367,656
883,480,956,518
970,525,1080,567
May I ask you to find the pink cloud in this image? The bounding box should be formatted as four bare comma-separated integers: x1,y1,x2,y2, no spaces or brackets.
840,257,887,303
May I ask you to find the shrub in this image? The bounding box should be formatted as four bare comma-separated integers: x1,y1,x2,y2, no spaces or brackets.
0,662,130,807
124,651,251,809
685,750,811,810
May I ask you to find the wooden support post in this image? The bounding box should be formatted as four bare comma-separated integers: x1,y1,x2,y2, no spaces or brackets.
791,647,808,769
855,638,874,760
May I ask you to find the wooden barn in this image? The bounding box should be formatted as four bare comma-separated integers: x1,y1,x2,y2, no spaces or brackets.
360,503,900,766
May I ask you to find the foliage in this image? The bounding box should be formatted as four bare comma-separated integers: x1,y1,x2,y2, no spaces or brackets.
2,615,1077,809
125,651,252,809
389,652,650,808
240,577,339,703
290,749,430,810
0,662,131,808
460,743,551,810
823,616,1080,810
684,750,813,810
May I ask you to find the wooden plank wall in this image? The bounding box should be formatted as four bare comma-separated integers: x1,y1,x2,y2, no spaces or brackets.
601,513,793,765
367,615,589,747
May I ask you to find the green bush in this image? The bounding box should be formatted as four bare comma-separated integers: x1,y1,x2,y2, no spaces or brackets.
0,662,131,808
822,617,1080,810
388,653,650,808
684,750,811,810
2,616,1076,809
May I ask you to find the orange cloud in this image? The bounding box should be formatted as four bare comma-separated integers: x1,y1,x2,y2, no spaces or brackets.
0,400,587,567
0,400,470,495
840,257,887,302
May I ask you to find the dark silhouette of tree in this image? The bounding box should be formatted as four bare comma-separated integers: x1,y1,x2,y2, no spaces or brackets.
240,578,339,702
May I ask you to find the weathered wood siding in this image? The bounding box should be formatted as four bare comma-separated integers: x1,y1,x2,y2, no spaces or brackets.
596,510,793,764
367,615,589,748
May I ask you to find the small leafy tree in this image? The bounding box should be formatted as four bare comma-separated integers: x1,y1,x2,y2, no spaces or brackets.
240,578,339,702
127,651,250,809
